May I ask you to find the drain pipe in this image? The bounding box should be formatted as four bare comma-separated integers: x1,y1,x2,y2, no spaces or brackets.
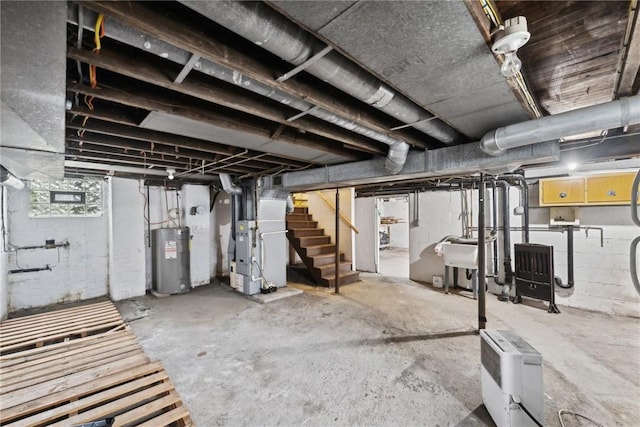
501,174,530,243
181,0,464,148
286,194,295,214
220,174,243,275
480,95,640,155
554,226,575,289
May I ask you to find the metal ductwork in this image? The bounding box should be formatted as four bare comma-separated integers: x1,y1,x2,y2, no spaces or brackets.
180,1,465,173
70,6,411,174
286,194,295,214
481,95,640,155
219,173,242,195
0,165,26,191
181,1,462,143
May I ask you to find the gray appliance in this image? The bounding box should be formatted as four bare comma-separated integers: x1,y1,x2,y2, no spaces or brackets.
234,220,262,295
151,227,191,294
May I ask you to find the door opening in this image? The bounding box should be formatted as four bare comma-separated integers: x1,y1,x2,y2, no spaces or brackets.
377,196,409,278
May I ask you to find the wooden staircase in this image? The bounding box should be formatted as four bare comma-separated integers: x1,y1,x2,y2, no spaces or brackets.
286,207,360,287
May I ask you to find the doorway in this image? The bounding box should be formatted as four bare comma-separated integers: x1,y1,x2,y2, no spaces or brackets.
377,196,409,278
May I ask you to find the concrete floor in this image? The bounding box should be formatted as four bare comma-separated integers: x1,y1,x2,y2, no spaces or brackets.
379,247,409,278
117,275,639,427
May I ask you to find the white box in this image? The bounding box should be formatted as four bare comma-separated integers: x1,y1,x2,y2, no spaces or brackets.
432,276,443,288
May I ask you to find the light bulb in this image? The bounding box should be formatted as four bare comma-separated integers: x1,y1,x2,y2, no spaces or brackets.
567,162,578,170
166,168,176,180
501,51,522,78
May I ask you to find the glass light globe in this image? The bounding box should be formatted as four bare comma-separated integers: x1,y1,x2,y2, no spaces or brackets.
501,51,522,78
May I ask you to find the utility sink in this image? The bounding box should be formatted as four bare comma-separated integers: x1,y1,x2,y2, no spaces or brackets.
441,242,478,269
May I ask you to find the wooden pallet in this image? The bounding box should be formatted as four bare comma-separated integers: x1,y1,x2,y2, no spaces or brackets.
0,301,193,426
0,300,125,355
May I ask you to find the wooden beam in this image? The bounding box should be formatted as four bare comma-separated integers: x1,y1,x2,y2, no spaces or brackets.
463,0,543,118
64,153,256,175
80,1,430,149
66,141,274,172
68,83,361,161
68,47,387,156
65,117,311,168
617,2,640,96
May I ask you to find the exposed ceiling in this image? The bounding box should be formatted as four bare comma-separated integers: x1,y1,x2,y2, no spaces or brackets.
1,1,638,189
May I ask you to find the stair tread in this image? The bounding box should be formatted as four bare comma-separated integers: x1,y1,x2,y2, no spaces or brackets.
318,261,352,269
304,243,335,248
322,271,360,280
312,252,343,259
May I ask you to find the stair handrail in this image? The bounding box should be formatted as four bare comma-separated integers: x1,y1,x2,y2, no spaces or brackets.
315,191,360,234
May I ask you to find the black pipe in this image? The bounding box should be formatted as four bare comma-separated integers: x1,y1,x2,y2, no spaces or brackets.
146,185,151,247
335,188,340,294
554,225,575,289
501,183,513,285
492,181,499,277
10,265,52,274
501,174,530,243
478,173,487,330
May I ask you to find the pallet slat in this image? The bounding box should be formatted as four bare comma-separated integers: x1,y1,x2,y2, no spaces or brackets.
5,371,169,427
0,301,192,426
0,331,136,371
0,301,114,325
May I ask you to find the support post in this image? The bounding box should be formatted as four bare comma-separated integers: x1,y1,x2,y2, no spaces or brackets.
478,174,487,330
335,188,340,293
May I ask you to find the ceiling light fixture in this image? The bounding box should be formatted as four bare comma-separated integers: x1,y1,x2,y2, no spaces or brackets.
491,16,530,78
567,162,578,171
166,168,176,180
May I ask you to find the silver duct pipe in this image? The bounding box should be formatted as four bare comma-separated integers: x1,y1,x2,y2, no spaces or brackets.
69,6,410,174
481,95,640,155
180,0,464,146
286,195,295,214
220,173,242,195
0,166,25,191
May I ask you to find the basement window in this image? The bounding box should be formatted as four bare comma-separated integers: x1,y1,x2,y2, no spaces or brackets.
29,179,103,218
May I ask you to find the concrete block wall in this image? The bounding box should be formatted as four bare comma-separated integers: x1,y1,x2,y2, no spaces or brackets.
108,178,146,301
408,185,640,317
5,182,109,311
527,184,640,317
409,191,472,286
1,188,9,319
182,185,211,287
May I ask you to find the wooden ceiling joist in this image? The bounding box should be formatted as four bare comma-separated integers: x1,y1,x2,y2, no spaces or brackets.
79,1,430,149
65,117,313,169
68,47,387,156
68,83,363,161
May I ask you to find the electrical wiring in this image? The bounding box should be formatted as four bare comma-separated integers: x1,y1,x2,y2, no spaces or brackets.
81,13,105,135
560,131,608,152
558,409,604,427
137,181,176,226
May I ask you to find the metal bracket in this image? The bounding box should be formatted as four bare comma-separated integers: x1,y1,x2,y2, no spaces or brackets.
286,106,319,122
276,45,333,82
390,116,438,131
173,53,201,84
